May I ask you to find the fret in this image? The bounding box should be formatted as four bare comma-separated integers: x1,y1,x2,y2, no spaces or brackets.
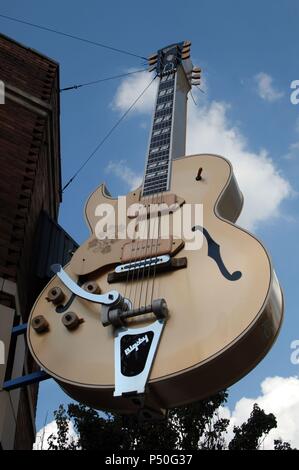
144,168,170,178
144,178,168,188
149,143,170,151
147,159,169,171
156,98,173,107
144,179,168,188
154,110,173,120
148,147,170,154
143,186,168,196
160,78,175,87
146,169,168,177
156,101,173,112
150,134,170,141
148,152,168,160
150,138,170,147
149,143,169,151
144,178,168,185
148,151,169,157
146,169,169,177
160,74,174,83
150,127,171,139
154,116,163,124
147,156,169,164
144,174,168,183
143,184,168,195
152,121,172,130
158,86,174,97
147,158,169,167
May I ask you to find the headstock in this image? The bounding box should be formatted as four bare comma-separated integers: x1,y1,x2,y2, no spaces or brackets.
147,41,201,87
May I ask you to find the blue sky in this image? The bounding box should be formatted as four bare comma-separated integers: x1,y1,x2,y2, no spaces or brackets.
1,0,299,444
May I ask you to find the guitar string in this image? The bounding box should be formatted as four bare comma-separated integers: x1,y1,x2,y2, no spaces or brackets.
139,74,172,309
131,195,151,309
124,70,175,310
148,189,164,308
148,71,175,307
138,190,159,310
109,76,157,304
143,71,174,309
125,199,145,308
137,194,152,309
134,73,167,310
127,194,153,309
123,75,159,305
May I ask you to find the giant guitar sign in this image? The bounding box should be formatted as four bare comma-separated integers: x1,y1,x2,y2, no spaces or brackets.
27,42,283,420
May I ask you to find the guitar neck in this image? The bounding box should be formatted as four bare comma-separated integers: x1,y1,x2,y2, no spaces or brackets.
142,65,191,197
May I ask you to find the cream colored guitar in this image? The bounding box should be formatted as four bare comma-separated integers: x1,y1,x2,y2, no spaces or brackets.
27,42,283,419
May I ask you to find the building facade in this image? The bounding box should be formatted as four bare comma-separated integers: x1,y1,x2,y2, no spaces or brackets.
0,33,76,449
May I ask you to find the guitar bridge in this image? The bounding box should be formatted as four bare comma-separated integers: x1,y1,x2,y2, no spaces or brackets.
107,256,187,283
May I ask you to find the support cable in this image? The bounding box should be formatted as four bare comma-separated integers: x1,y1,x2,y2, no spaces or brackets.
0,13,147,60
62,75,157,192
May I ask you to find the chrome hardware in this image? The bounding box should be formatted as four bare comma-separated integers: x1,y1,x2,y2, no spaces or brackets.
51,264,121,305
115,255,170,274
101,298,168,328
114,319,167,396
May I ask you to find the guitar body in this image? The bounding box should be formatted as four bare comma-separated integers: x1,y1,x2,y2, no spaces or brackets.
27,153,283,413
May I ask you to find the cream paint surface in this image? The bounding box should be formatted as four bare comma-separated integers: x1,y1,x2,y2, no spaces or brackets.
28,154,272,388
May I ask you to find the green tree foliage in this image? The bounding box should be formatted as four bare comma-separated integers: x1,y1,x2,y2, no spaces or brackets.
47,392,295,451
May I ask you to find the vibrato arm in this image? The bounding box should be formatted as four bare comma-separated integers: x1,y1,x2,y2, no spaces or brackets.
51,264,121,305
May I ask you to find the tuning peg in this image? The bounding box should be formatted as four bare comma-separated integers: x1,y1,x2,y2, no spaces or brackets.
148,53,158,61
148,53,158,66
191,66,202,84
181,52,191,60
147,54,158,65
181,40,191,60
182,41,191,55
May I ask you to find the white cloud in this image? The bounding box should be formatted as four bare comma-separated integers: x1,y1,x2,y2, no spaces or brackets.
112,70,158,114
111,73,292,230
284,142,299,161
254,72,284,102
283,118,299,160
33,419,77,450
186,99,292,229
106,160,142,191
222,376,299,449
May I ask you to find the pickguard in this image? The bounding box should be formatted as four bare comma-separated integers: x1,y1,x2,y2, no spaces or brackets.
193,226,242,281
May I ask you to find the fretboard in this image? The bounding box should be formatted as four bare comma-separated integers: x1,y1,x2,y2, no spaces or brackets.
142,71,176,197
